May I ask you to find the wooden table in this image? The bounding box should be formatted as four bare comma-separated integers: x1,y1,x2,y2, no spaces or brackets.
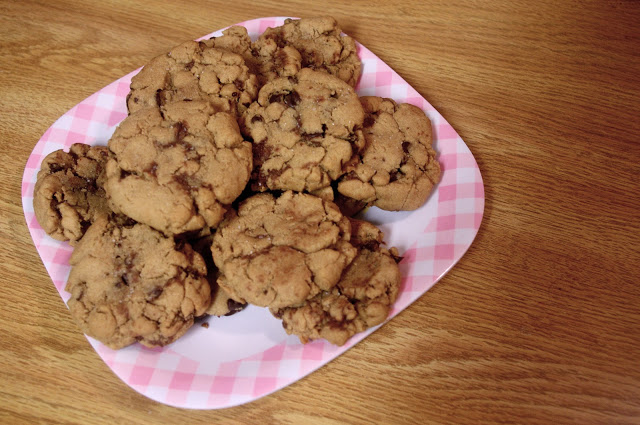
1,1,639,423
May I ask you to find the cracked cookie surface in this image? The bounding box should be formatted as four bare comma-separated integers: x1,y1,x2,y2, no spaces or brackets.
257,16,361,87
243,68,365,192
65,214,211,349
33,143,110,245
212,191,358,309
105,101,252,235
126,38,258,117
251,35,302,86
272,218,401,346
337,96,441,211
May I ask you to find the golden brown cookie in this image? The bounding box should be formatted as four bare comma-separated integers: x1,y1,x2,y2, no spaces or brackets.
126,38,258,117
257,17,361,87
33,143,110,245
272,218,401,346
211,191,358,310
65,215,211,349
243,68,365,193
337,96,441,211
104,101,252,235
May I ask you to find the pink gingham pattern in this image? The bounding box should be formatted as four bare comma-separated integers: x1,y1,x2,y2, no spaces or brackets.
21,17,484,409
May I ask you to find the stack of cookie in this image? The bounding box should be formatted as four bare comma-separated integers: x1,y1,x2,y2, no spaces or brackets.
33,16,441,349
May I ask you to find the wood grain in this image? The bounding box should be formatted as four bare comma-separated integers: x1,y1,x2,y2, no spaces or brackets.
1,0,639,423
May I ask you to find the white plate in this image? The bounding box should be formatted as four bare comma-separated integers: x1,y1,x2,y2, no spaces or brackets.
21,17,484,409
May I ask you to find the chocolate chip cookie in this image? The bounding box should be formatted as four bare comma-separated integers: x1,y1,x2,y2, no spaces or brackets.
33,143,110,244
65,214,211,349
211,191,358,310
126,38,258,117
337,96,441,211
272,218,401,346
257,16,361,87
243,68,365,192
105,101,252,235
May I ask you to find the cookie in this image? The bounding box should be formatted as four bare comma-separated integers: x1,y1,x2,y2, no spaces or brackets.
272,218,401,346
337,96,441,211
211,191,358,310
105,101,252,235
257,17,361,87
126,38,258,117
65,215,211,349
243,68,365,192
33,143,110,245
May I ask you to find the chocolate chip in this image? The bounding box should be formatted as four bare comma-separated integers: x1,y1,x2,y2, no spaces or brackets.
174,173,195,191
303,50,320,66
252,142,272,165
283,91,300,107
343,171,358,180
119,169,134,179
48,163,65,173
175,121,189,142
392,255,404,264
362,240,381,252
148,286,163,301
268,93,283,104
274,49,288,66
268,91,300,107
224,299,247,316
145,162,158,177
272,34,287,49
301,132,323,141
389,170,399,182
184,60,195,71
402,141,410,154
155,89,164,107
363,115,375,128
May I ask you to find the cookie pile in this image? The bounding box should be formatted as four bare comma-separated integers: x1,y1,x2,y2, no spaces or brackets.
33,16,441,349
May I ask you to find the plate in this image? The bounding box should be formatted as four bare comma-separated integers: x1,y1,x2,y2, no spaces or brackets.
21,17,484,409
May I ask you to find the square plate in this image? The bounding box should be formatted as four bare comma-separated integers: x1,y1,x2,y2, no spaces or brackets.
21,17,484,409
